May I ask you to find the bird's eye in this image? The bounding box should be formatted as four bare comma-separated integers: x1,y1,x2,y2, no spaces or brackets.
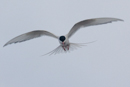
59,36,66,42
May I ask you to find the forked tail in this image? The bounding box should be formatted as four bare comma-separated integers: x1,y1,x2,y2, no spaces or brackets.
69,40,96,51
41,40,96,56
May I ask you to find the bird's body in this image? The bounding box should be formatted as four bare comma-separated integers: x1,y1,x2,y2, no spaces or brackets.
4,17,123,55
59,35,69,50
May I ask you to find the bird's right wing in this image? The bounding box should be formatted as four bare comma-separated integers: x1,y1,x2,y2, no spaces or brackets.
4,30,58,47
67,17,123,38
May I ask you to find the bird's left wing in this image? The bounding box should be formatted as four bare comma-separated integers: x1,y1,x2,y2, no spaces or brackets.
67,17,123,38
4,30,58,46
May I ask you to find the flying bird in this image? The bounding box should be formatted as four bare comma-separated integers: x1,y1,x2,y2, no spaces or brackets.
4,17,123,55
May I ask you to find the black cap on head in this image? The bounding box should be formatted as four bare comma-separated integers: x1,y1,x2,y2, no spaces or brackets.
59,36,66,42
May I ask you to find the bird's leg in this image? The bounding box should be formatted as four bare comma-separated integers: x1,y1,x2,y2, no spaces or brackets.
62,42,66,51
67,45,69,50
62,46,66,51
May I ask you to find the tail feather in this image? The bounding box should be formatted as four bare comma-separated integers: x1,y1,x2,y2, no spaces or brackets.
69,40,96,51
41,40,96,56
41,45,62,56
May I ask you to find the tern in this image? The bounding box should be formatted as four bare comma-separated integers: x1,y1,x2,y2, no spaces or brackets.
4,17,123,55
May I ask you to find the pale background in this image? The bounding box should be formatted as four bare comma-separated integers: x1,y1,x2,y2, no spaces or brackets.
0,0,129,87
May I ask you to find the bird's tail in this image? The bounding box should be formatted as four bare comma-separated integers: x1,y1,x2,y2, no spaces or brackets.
41,45,63,56
41,40,96,56
69,40,97,51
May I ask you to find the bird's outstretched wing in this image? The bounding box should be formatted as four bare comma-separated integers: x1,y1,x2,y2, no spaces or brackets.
4,30,58,47
67,17,123,38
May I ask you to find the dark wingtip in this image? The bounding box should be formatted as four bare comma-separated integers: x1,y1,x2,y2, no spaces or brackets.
3,43,10,47
3,44,6,47
118,18,124,21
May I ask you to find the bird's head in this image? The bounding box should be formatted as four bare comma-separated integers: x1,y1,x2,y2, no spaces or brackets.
59,36,66,44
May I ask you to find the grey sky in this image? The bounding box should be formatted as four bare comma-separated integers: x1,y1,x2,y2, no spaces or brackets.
0,0,129,87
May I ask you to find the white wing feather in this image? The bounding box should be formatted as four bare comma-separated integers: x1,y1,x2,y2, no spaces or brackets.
67,17,123,38
4,30,58,46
